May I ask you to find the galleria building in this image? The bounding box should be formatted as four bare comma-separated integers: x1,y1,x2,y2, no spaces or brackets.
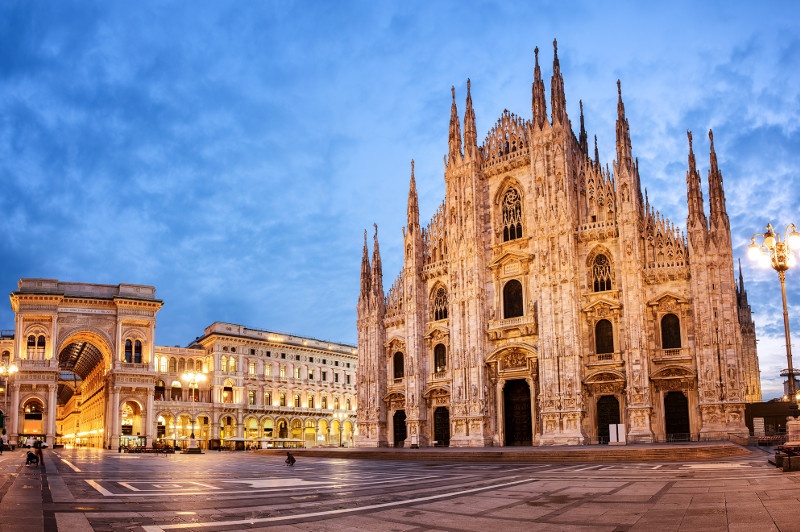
357,42,761,447
0,279,357,450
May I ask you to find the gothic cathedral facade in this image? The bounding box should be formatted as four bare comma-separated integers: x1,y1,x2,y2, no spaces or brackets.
356,42,760,447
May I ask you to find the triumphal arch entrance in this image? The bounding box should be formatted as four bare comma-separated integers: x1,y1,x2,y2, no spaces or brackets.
6,279,161,449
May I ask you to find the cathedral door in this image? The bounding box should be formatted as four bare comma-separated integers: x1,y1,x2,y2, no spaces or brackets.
504,379,532,446
596,395,620,444
433,406,450,447
393,410,407,447
664,391,690,439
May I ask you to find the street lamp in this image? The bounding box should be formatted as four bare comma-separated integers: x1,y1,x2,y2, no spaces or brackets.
748,222,800,418
181,371,206,453
0,363,18,436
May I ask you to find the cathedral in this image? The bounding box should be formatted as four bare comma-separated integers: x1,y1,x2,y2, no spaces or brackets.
356,41,761,447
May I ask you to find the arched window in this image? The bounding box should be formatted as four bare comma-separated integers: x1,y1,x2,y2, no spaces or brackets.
334,397,340,410
503,279,524,319
170,381,182,401
195,359,202,372
309,396,315,408
432,286,448,321
346,398,351,410
154,380,165,400
177,359,186,374
134,340,142,363
294,394,301,407
434,344,447,373
228,357,236,374
592,254,612,292
502,187,523,241
661,313,682,349
169,357,177,373
393,352,404,380
220,356,227,374
321,396,328,409
124,340,133,363
595,319,614,354
159,357,168,373
265,392,272,406
279,393,286,406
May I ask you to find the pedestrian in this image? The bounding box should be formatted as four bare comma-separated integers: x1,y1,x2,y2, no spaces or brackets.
33,439,44,467
285,451,296,466
0,432,4,455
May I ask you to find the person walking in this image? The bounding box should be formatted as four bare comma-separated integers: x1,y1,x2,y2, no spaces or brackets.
33,439,44,468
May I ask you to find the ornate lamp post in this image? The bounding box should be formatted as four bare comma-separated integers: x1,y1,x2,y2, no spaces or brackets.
0,363,18,437
181,371,206,454
748,223,800,419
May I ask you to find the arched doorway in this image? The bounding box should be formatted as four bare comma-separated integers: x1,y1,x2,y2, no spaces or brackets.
393,410,407,447
504,380,532,446
57,337,109,448
596,395,620,444
664,391,690,439
433,406,450,447
22,398,45,440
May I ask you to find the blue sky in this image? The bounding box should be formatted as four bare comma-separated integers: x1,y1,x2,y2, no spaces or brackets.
1,1,799,399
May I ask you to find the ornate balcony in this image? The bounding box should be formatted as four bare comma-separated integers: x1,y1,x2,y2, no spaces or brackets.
652,347,691,363
586,352,624,366
487,314,537,340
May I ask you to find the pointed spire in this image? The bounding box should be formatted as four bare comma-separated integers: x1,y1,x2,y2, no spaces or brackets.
615,80,633,169
685,130,708,231
579,100,588,158
359,229,371,299
593,135,600,166
738,257,745,293
448,86,462,163
550,39,568,126
371,224,383,298
463,78,478,158
531,46,547,129
707,129,728,228
407,160,420,231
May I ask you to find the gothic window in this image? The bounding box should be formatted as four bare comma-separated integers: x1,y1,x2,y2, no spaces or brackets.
393,352,405,380
125,340,133,363
595,319,614,354
661,313,682,349
432,286,448,321
592,254,613,292
434,344,447,373
503,279,524,319
502,187,523,241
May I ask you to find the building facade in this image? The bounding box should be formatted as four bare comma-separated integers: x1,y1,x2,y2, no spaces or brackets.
356,42,760,448
0,279,357,450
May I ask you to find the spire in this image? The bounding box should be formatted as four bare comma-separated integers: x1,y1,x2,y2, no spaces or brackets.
407,160,420,231
371,224,383,298
550,39,568,126
707,129,728,229
593,135,600,166
615,80,633,169
448,86,462,163
359,229,371,299
578,100,588,158
685,130,708,231
463,78,478,158
531,46,547,129
738,257,745,294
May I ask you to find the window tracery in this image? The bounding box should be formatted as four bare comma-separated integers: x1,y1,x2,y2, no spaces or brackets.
592,254,612,292
502,187,523,241
432,286,448,321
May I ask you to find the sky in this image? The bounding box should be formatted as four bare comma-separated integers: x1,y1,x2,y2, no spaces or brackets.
1,1,799,399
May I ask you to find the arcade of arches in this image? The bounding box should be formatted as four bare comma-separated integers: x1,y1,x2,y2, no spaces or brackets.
0,280,357,450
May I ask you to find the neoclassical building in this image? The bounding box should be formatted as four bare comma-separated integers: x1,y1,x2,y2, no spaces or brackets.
357,42,760,447
0,279,357,449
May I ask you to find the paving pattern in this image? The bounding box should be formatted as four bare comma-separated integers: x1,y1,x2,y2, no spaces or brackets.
2,446,800,531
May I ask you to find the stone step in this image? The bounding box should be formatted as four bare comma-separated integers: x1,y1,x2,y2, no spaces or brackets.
258,442,750,463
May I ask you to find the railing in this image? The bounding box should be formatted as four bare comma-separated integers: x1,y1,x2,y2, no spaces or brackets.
430,371,449,381
586,352,623,365
653,347,690,361
17,359,53,368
